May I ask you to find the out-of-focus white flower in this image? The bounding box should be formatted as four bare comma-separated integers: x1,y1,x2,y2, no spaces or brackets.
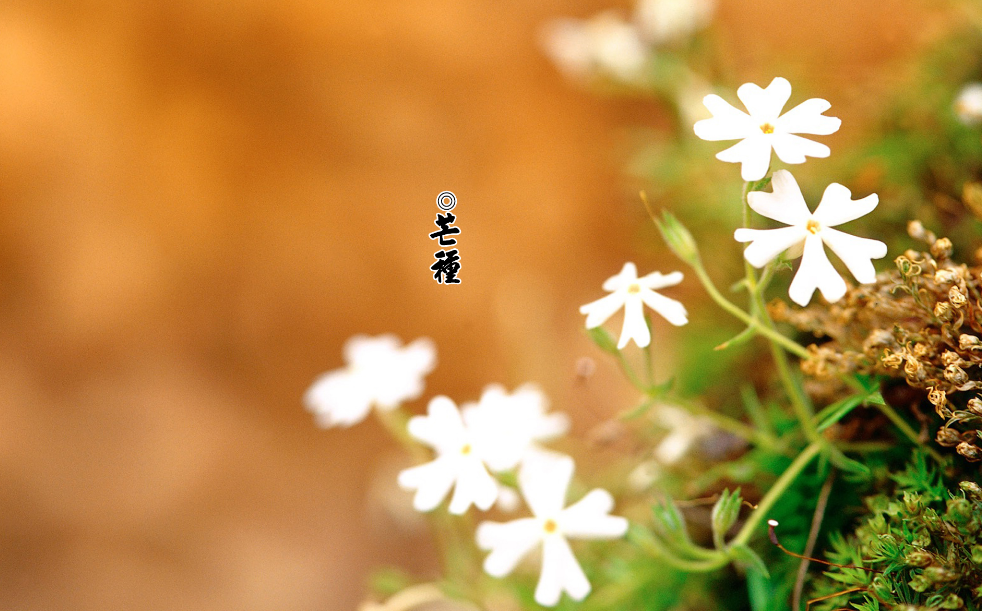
461,384,570,472
635,0,714,45
694,77,841,181
476,456,628,607
304,335,436,428
398,396,500,514
541,12,648,83
955,83,982,126
652,405,713,464
734,170,887,306
580,262,687,349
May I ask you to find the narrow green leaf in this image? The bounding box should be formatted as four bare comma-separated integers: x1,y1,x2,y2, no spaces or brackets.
587,326,620,355
729,543,770,578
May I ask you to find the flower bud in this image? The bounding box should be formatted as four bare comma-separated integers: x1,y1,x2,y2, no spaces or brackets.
931,237,953,260
949,286,967,308
946,497,973,523
940,594,964,610
907,220,934,242
944,364,969,385
935,301,953,321
942,351,962,366
960,334,982,351
655,210,699,265
908,573,931,592
972,544,982,564
937,427,962,447
924,566,957,583
934,269,957,284
959,480,982,498
957,441,982,461
904,550,933,567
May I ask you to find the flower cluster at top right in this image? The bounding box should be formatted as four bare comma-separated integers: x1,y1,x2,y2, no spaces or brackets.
694,76,888,307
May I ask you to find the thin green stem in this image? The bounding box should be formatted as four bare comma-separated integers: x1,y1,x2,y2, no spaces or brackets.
875,402,946,464
731,440,824,548
690,262,809,359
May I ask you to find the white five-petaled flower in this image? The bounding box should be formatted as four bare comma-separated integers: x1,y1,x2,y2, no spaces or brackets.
398,396,500,514
304,334,436,428
635,0,714,46
476,456,629,607
734,170,888,306
579,262,687,349
461,384,570,473
693,77,841,181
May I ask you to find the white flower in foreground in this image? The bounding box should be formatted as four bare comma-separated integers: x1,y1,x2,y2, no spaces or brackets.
579,262,687,349
476,456,628,607
541,12,647,83
462,384,570,472
635,0,714,45
693,77,841,181
955,82,982,126
304,334,436,428
398,396,499,514
734,170,888,306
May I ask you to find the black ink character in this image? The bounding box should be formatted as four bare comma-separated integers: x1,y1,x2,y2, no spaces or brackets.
429,212,461,246
431,249,461,284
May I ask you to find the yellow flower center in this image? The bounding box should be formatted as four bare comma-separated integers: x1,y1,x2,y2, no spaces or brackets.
626,283,641,294
760,123,775,134
460,444,472,455
543,519,558,534
806,219,821,235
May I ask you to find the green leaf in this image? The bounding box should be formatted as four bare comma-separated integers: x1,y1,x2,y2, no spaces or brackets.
827,445,872,477
815,394,866,432
728,543,770,579
587,326,620,355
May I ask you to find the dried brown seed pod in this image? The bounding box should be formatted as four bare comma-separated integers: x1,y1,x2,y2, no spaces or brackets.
956,441,982,461
937,427,963,447
932,237,954,260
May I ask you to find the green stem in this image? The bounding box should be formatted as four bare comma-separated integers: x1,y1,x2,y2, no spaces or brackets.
731,439,824,548
875,402,946,464
690,262,809,359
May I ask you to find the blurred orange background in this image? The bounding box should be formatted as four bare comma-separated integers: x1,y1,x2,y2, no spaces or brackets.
0,1,951,609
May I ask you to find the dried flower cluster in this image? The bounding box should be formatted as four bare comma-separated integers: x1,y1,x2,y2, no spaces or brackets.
773,222,982,461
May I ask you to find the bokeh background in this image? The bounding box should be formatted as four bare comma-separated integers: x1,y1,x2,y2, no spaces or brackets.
0,1,953,609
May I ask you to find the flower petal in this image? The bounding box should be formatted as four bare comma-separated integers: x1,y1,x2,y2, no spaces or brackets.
776,98,841,135
579,291,626,329
449,457,499,514
602,262,639,291
304,369,373,428
520,454,574,518
746,170,811,225
821,228,888,284
770,133,830,164
618,294,651,348
398,458,458,512
343,334,400,366
737,77,791,122
476,518,542,576
715,135,772,181
536,536,591,606
788,233,846,306
693,95,757,141
639,289,688,326
560,489,629,539
812,184,879,227
637,270,683,290
734,226,808,268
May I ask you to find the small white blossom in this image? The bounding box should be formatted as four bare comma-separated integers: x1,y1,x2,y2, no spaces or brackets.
397,396,499,514
734,170,887,306
304,335,436,428
541,12,647,83
461,384,570,472
579,262,687,349
955,83,982,126
476,456,628,607
635,0,714,45
652,405,713,464
693,77,841,181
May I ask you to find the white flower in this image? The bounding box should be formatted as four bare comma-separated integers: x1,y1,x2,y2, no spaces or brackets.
652,405,713,464
304,334,436,428
476,456,628,607
579,262,687,349
693,77,841,181
397,396,500,514
461,384,570,472
955,82,982,126
541,12,648,83
635,0,714,45
734,170,888,306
